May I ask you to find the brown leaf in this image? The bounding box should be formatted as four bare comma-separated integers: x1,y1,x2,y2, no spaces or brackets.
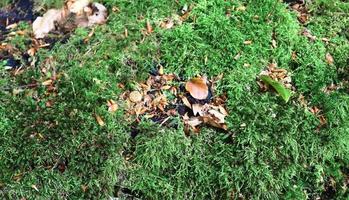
146,20,153,34
302,28,316,41
185,77,209,100
208,109,226,123
202,116,228,130
218,105,228,116
186,117,203,128
27,48,36,57
129,91,143,103
95,114,105,126
292,51,297,61
81,185,88,192
160,19,174,29
325,53,334,65
45,100,54,107
181,96,192,108
107,100,118,113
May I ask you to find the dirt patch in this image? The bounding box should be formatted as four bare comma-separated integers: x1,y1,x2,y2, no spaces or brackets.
0,0,35,32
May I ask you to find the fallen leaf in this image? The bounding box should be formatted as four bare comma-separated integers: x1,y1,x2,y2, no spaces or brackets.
208,109,225,123
146,20,153,34
159,65,164,75
292,51,297,61
192,104,203,116
202,116,228,130
161,85,171,90
236,6,246,11
129,91,143,103
260,75,292,103
234,53,241,60
185,77,209,100
325,53,334,65
42,79,53,86
27,48,36,56
218,105,228,116
107,100,118,113
243,40,252,45
302,28,316,41
272,39,277,48
95,114,105,126
160,19,174,29
81,185,88,192
186,117,203,128
124,28,128,38
31,184,39,192
6,23,17,29
181,96,192,108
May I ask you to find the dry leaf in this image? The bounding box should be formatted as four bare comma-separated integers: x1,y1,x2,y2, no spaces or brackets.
159,65,164,75
160,19,174,29
107,100,118,113
129,91,143,103
42,79,53,86
234,53,241,60
302,28,316,41
272,39,277,48
208,109,225,123
185,77,209,100
218,105,228,116
181,96,192,108
325,53,334,65
31,184,39,192
161,85,171,90
236,6,246,11
192,104,203,116
6,23,17,29
186,117,203,128
202,116,228,130
95,114,105,126
243,40,252,45
27,48,36,56
124,28,128,38
146,20,153,34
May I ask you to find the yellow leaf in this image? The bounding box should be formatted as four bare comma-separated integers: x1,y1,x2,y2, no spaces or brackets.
95,114,105,126
42,79,53,86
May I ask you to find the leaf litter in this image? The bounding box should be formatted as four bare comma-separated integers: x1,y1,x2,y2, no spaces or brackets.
119,67,229,134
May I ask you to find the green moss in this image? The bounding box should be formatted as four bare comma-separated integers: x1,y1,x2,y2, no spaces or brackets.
1,0,349,199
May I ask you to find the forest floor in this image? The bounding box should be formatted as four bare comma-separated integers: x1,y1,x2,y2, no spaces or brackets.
1,0,349,199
